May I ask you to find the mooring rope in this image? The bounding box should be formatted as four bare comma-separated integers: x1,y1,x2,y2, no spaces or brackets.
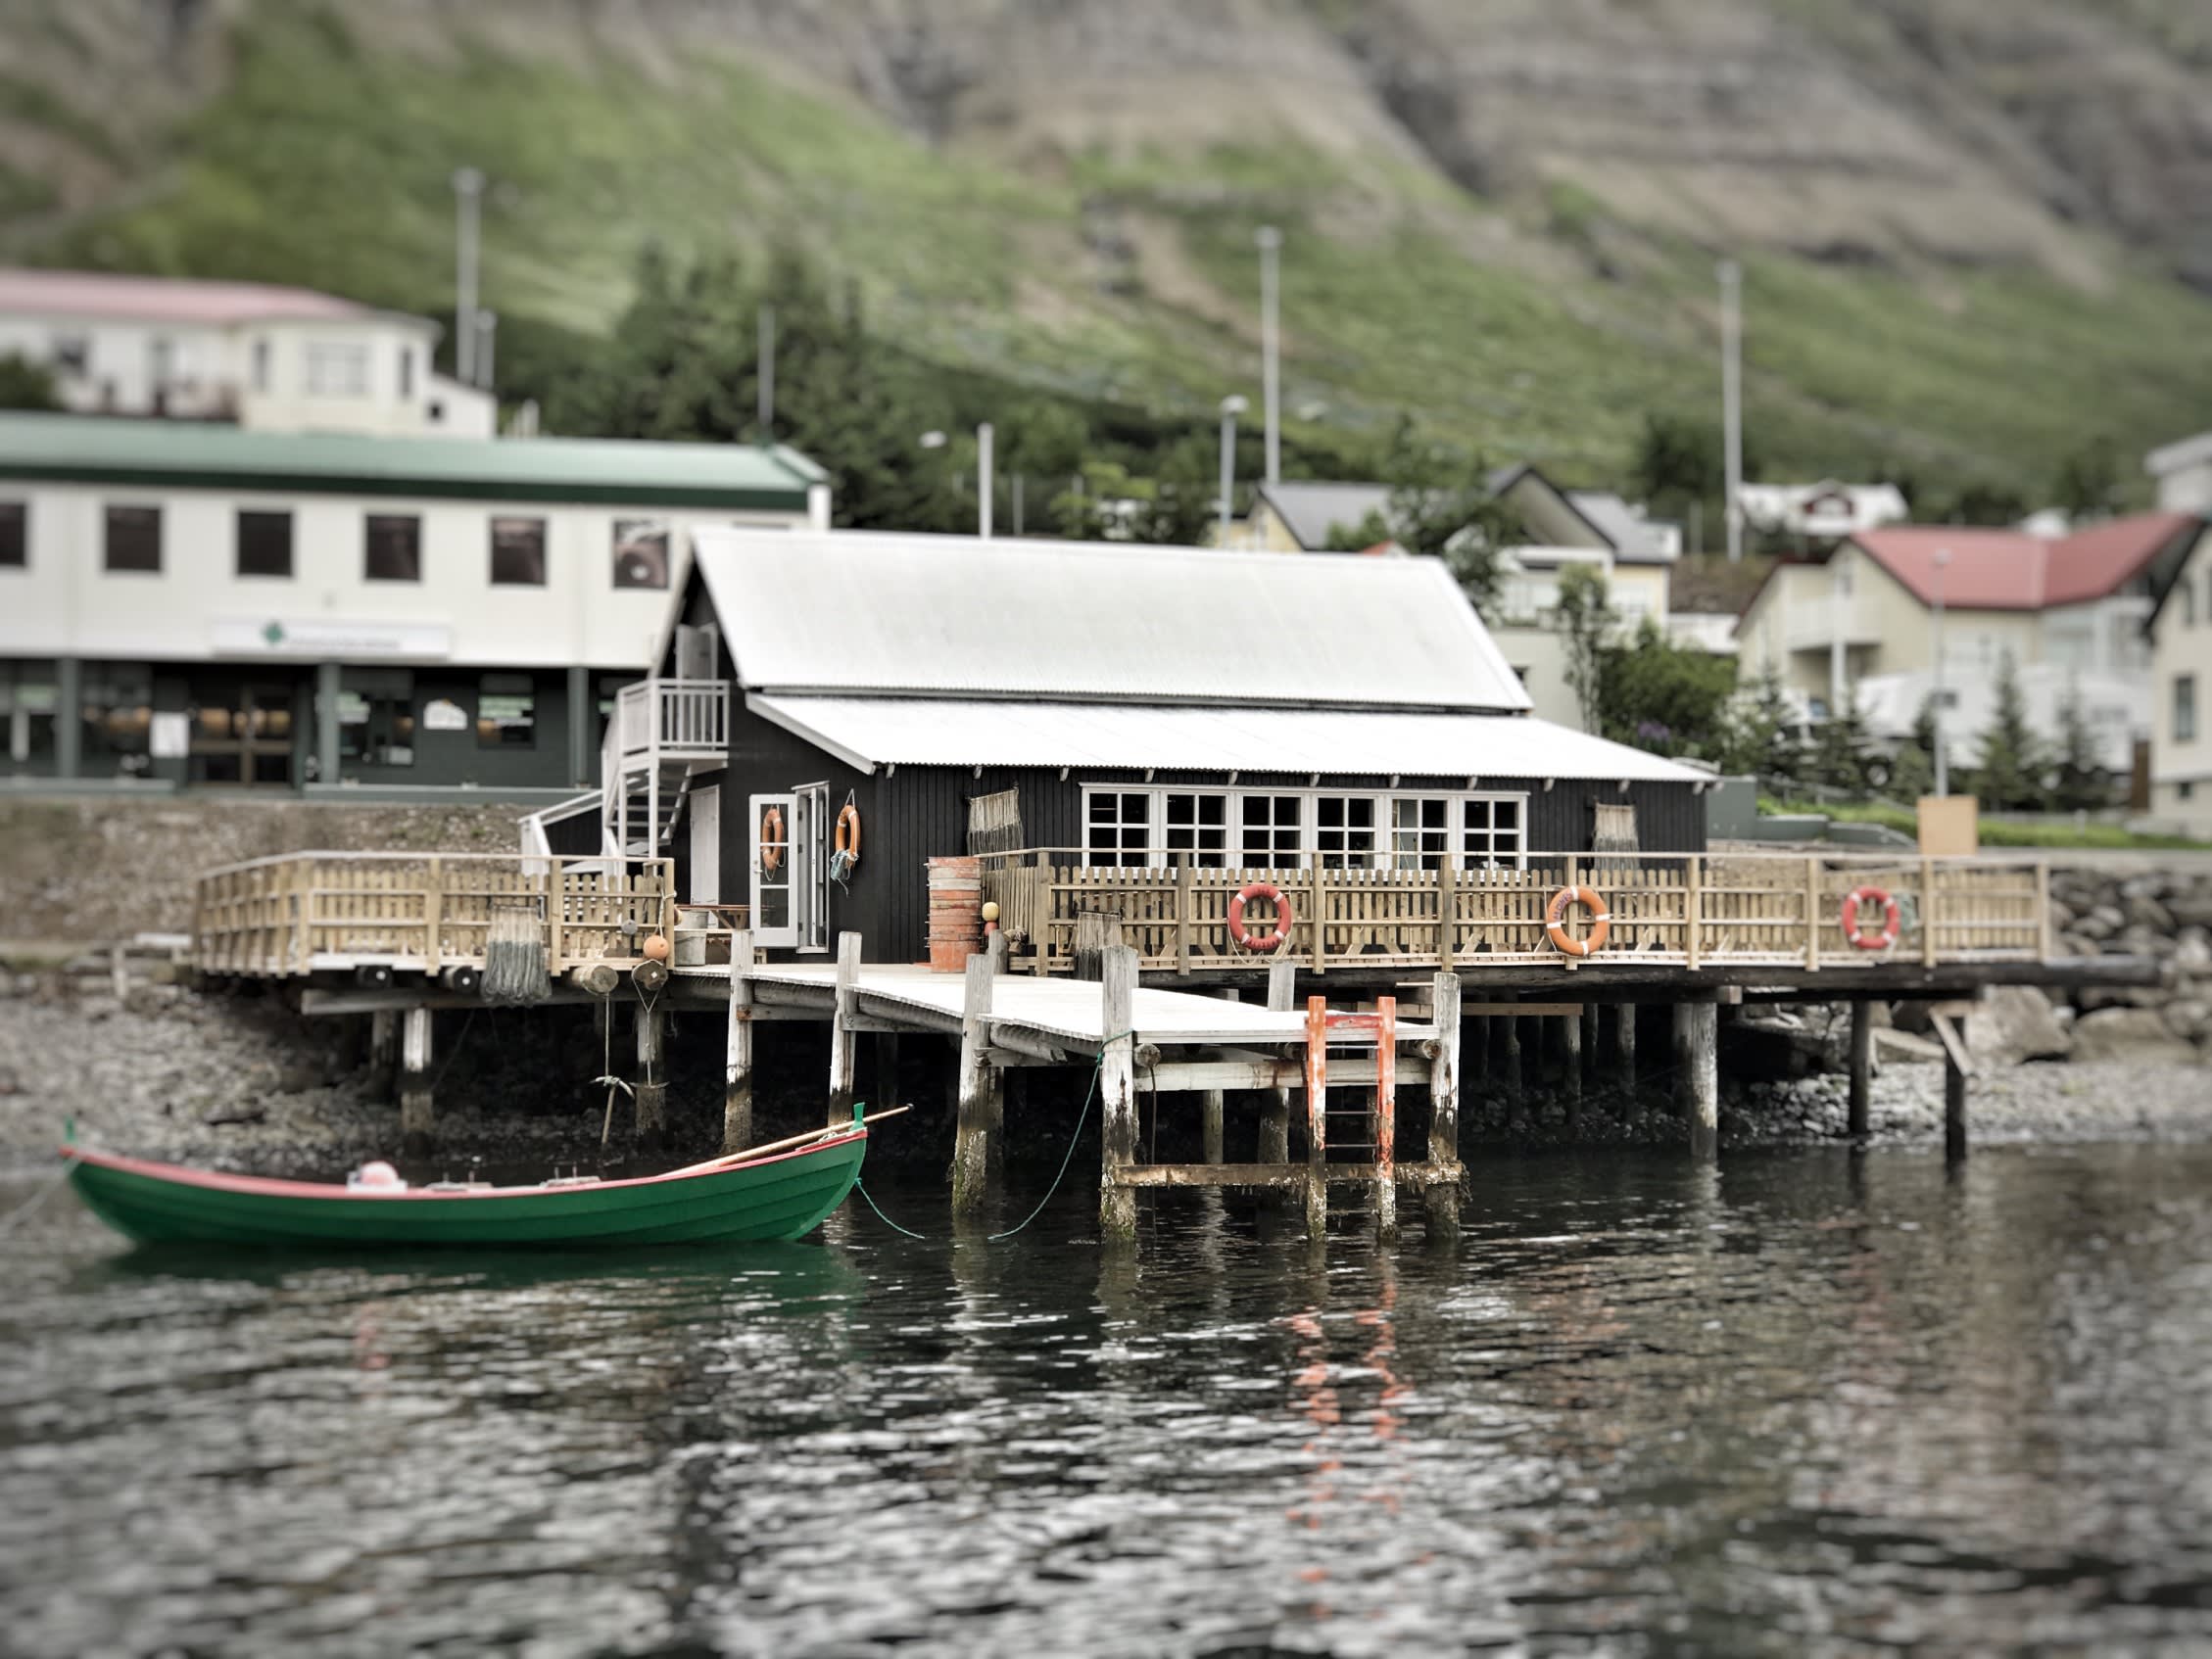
593,990,631,1149
847,1031,1135,1244
0,1158,75,1237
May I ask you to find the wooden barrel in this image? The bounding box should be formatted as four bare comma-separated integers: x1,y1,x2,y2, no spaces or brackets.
927,855,984,972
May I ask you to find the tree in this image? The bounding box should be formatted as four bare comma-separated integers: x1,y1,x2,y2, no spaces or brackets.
1808,689,1872,793
1322,419,1517,613
0,353,58,411
1883,693,1941,801
1715,664,1803,782
1596,618,1738,759
1974,651,2045,810
2054,439,2121,521
1630,409,1763,538
2049,687,2113,812
1555,563,1616,732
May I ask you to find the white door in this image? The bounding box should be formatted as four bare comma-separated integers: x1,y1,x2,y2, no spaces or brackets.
749,791,798,948
689,785,720,905
793,782,830,952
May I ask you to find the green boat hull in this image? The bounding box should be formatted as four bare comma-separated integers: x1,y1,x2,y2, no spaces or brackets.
64,1132,867,1249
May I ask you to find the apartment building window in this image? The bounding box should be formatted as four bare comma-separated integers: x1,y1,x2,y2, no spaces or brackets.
1085,790,1153,868
1163,792,1229,868
490,516,547,586
0,501,24,568
235,509,293,579
364,514,420,582
52,334,87,375
104,505,161,573
1239,794,1303,865
305,340,369,398
477,674,536,748
613,519,671,589
2177,675,2198,744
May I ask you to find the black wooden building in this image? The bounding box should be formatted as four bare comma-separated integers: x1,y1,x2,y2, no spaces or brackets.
636,530,1709,965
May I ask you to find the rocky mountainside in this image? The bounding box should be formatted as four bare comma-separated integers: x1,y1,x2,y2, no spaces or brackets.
3,0,2209,488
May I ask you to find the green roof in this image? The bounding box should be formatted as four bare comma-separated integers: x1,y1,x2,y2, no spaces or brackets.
0,413,825,508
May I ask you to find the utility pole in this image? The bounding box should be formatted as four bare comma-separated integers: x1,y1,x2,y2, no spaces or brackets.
1218,395,1247,545
757,306,776,440
1931,547,1951,795
475,309,497,392
453,166,485,386
1257,226,1282,486
978,422,994,540
1719,258,1743,563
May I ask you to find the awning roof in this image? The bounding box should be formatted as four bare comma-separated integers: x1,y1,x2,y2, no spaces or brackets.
693,529,1533,712
745,694,1706,782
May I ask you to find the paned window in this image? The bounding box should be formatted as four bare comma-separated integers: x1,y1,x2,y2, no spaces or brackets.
1316,795,1377,869
364,514,420,582
477,673,536,749
305,340,369,398
236,509,293,579
1164,792,1228,868
2177,674,2198,744
1464,796,1524,867
1085,790,1152,867
490,516,547,586
79,665,153,778
104,505,161,573
337,669,414,769
1390,797,1453,870
1239,793,1303,866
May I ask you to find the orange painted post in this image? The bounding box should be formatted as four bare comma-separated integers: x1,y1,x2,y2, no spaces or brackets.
1304,995,1328,1241
1373,995,1398,1242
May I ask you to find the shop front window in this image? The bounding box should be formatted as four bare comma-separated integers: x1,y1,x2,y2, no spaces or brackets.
80,665,153,778
337,669,415,770
0,661,58,773
478,673,536,748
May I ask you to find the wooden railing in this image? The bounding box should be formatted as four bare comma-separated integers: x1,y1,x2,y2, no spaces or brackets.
978,849,2050,975
614,677,727,762
192,853,676,977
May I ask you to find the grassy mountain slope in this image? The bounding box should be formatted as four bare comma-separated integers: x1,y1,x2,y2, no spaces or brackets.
4,0,2210,501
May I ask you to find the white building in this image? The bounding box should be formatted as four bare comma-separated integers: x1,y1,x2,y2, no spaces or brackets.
0,268,495,439
1737,481,1909,542
1854,664,2141,779
2149,430,2212,515
0,412,828,796
2143,524,2212,831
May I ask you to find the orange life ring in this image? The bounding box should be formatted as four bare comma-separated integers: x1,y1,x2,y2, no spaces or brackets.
1545,884,1611,957
1226,881,1294,952
758,805,786,873
835,803,861,867
1841,885,1900,951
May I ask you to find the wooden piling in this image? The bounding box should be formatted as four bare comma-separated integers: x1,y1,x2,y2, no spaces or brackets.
635,993,667,1145
1259,956,1296,1163
873,1031,901,1109
1371,995,1398,1242
723,929,754,1155
1933,1012,1970,1161
827,931,860,1126
369,1008,398,1089
1562,1004,1584,1125
1099,946,1139,1243
953,950,995,1216
1501,992,1523,1126
399,1005,434,1153
1303,994,1328,1241
1612,1000,1637,1085
1848,999,1872,1141
1075,912,1122,982
1425,971,1462,1241
1582,1001,1600,1074
1678,1000,1718,1160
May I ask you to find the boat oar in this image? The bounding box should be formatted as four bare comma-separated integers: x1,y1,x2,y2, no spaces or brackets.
659,1106,912,1180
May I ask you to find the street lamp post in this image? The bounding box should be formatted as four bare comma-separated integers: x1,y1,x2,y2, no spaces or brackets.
921,426,993,539
453,166,485,386
1719,258,1743,564
1218,394,1248,545
1256,226,1282,487
1931,547,1951,796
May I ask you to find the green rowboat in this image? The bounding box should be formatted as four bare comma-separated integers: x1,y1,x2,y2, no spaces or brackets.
62,1124,870,1249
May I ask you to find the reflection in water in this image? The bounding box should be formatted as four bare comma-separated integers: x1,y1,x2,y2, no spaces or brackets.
2,1145,2210,1655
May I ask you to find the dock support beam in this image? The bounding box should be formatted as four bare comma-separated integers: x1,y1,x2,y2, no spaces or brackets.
1848,999,1872,1141
1612,1001,1637,1085
1100,947,1139,1244
1426,972,1461,1241
1371,996,1398,1242
1933,1012,1971,1161
1258,957,1296,1164
1304,995,1328,1241
1675,1000,1718,1159
1500,993,1523,1125
827,931,860,1126
724,930,754,1155
369,1008,399,1090
635,994,667,1146
399,1006,434,1153
1562,1005,1584,1124
952,950,996,1217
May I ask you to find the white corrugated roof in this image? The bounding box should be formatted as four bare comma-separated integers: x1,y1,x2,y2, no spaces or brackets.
746,694,1705,782
692,529,1531,712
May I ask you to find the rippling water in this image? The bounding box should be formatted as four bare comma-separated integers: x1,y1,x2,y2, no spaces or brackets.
4,1143,2211,1656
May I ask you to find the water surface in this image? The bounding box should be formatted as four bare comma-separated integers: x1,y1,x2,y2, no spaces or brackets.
3,1144,2209,1655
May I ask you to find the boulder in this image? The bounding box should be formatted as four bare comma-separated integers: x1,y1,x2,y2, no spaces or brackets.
2164,999,2212,1042
1964,985,2072,1066
2175,930,2212,974
2126,892,2178,933
2069,1007,2200,1066
2168,895,2212,930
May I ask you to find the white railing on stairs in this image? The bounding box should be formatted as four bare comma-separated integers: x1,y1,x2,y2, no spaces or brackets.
616,678,728,761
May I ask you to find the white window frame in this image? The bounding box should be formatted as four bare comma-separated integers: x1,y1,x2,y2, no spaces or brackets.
1079,784,1530,872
